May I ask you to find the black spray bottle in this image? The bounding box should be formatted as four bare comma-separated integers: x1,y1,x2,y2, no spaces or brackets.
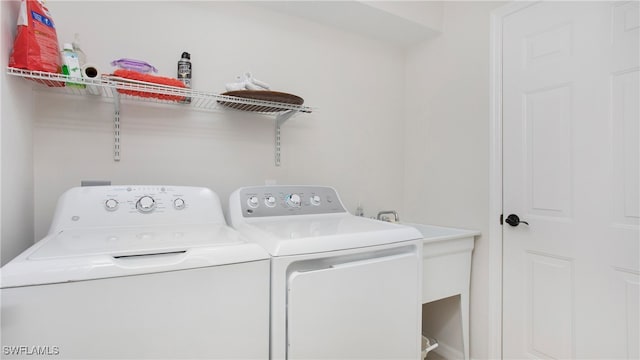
178,52,192,104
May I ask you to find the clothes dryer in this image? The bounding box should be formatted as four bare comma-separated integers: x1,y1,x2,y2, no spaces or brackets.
229,185,423,360
1,185,270,359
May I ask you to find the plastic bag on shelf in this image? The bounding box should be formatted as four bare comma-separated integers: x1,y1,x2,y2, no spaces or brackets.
9,0,63,85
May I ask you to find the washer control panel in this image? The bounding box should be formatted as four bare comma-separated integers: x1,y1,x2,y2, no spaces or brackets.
101,186,189,214
238,186,347,218
48,185,226,234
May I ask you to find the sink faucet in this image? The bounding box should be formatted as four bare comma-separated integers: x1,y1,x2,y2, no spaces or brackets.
376,210,399,222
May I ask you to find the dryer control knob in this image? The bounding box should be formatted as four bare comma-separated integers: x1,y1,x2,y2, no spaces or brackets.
136,196,156,213
173,198,186,210
286,194,302,208
265,196,277,208
247,196,260,208
310,195,321,206
105,199,119,211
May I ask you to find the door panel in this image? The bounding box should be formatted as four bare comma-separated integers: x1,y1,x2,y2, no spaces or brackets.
612,69,639,225
525,84,573,217
618,269,639,359
502,2,639,358
612,2,639,72
527,252,574,359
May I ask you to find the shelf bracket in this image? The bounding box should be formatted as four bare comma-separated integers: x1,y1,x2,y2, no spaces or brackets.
274,110,297,167
113,91,121,162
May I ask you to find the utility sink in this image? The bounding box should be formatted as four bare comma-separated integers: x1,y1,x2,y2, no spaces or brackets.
403,222,479,360
403,223,480,245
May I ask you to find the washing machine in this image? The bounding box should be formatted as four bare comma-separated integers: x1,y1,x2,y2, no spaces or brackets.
229,185,423,360
1,185,270,359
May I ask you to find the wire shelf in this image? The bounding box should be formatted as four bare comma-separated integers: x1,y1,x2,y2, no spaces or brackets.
7,67,311,166
6,67,313,115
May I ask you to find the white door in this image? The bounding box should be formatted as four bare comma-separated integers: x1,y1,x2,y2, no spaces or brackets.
502,2,639,359
286,252,420,360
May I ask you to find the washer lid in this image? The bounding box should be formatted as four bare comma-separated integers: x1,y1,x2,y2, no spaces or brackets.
233,213,422,256
31,224,243,260
1,224,269,288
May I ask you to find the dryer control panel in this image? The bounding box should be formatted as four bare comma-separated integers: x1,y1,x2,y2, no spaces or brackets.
233,186,347,218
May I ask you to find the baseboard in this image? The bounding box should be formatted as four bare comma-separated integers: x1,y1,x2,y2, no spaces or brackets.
432,340,463,360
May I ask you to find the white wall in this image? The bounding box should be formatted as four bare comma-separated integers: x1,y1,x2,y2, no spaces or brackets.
2,2,505,358
254,1,442,47
363,1,443,32
30,1,407,239
404,2,504,359
1,0,35,266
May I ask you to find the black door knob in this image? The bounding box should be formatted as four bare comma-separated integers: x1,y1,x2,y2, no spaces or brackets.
505,214,529,227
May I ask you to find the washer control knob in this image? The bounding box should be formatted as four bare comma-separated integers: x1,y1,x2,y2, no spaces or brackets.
105,199,119,211
173,198,186,210
286,194,302,208
247,196,260,208
265,196,277,208
310,195,321,206
136,196,156,213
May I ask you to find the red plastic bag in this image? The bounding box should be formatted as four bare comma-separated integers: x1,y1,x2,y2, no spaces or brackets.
9,0,62,76
113,69,186,102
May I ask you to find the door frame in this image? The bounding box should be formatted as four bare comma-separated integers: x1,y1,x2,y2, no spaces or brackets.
488,2,539,359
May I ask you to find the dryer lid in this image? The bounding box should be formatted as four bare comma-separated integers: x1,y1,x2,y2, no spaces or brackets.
234,213,422,256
